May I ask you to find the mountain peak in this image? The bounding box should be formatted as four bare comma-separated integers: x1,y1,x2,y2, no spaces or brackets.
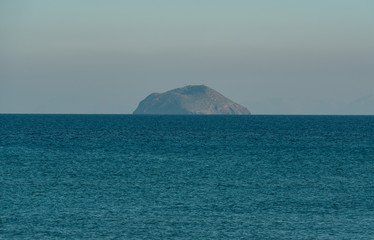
133,85,250,115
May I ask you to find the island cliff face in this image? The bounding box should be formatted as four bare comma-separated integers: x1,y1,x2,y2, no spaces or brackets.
133,85,251,115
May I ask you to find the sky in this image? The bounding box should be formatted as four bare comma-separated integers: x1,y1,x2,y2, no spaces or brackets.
1,1,374,114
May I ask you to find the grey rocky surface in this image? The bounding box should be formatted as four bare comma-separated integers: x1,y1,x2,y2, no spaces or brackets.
133,85,250,115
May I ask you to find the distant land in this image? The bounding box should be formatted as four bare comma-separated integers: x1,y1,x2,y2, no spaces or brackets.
133,85,250,115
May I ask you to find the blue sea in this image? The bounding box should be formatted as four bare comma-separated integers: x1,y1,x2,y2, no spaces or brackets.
1,115,374,239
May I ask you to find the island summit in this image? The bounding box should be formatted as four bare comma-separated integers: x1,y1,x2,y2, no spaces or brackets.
133,85,250,115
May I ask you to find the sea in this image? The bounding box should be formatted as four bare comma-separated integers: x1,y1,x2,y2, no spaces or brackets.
1,114,374,239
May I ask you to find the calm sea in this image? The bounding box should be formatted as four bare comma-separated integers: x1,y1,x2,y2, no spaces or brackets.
1,115,374,239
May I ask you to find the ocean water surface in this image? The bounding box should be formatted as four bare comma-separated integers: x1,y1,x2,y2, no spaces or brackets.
1,115,374,239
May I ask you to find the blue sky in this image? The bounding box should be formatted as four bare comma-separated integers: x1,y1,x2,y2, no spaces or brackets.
1,1,374,114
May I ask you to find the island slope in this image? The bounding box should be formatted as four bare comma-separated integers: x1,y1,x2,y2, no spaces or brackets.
133,85,250,115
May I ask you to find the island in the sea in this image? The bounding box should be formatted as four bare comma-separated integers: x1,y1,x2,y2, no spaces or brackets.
133,85,250,115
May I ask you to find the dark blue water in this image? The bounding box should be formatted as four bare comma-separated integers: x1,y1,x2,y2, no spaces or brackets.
1,115,374,239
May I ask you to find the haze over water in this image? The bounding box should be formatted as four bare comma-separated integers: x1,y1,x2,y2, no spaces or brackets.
1,1,374,239
1,1,374,114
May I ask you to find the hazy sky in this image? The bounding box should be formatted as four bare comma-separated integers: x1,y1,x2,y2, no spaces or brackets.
1,1,374,114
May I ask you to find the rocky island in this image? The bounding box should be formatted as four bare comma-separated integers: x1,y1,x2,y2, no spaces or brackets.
133,85,250,115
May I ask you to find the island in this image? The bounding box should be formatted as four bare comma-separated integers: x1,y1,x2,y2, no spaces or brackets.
133,85,251,115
